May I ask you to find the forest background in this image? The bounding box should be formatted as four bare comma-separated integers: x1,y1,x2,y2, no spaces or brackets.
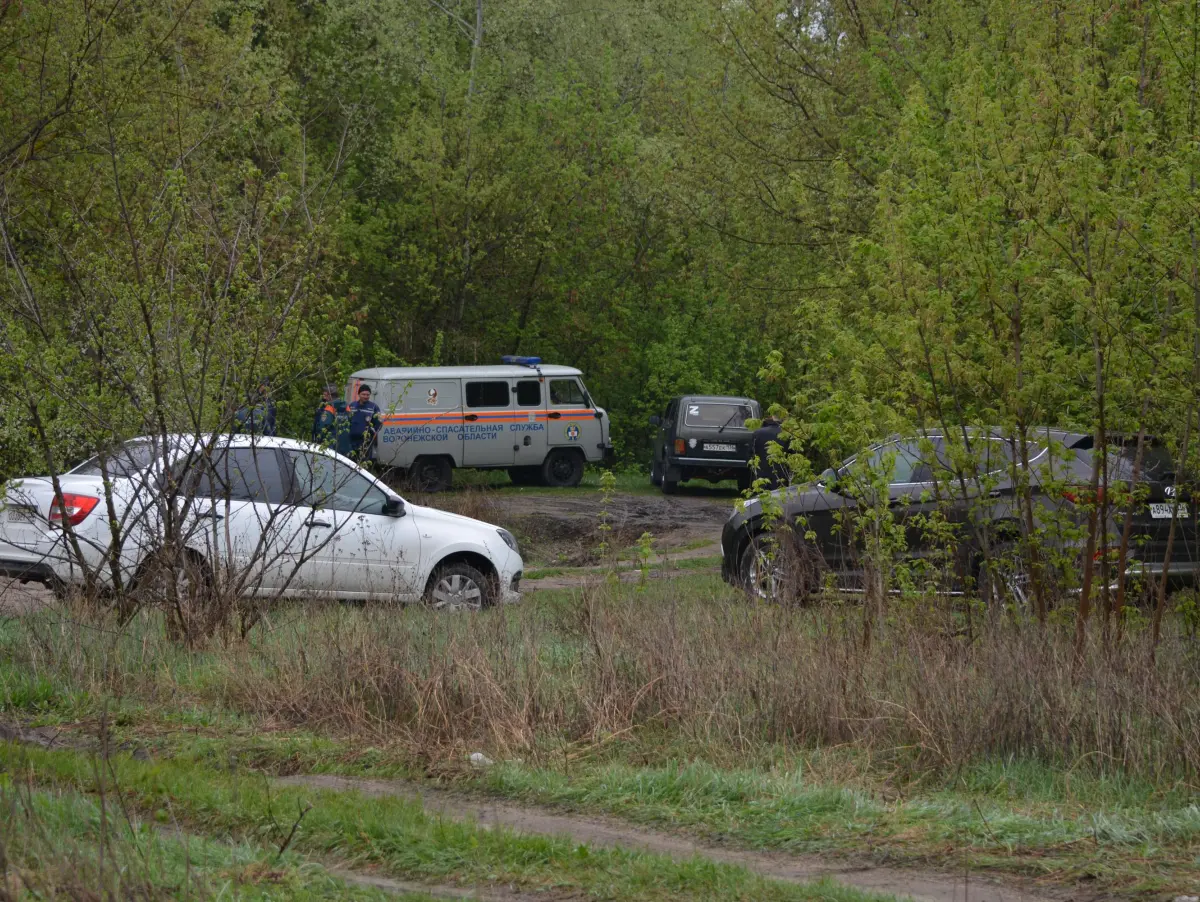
2,0,1199,479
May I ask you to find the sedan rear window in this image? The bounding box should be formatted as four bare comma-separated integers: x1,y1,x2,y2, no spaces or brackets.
72,440,162,477
683,403,752,429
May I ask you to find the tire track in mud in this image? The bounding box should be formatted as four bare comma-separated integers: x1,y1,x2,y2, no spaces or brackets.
278,774,1068,902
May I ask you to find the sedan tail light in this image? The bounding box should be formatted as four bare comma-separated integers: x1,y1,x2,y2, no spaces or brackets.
1062,486,1105,505
49,493,100,527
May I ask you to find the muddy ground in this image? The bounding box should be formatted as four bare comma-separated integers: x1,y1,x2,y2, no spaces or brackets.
418,486,733,568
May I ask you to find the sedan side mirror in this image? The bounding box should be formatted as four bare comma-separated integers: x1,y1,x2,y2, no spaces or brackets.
383,496,405,517
648,415,661,427
818,468,838,488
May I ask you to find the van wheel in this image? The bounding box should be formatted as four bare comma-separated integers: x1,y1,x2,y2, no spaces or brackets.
542,449,584,488
409,457,453,492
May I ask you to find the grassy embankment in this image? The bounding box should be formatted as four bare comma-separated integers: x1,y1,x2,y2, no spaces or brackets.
2,571,1199,897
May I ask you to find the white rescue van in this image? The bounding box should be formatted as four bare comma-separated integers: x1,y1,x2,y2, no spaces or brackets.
348,358,613,490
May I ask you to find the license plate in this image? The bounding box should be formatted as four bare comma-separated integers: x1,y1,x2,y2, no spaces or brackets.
5,507,35,523
1150,503,1189,519
703,443,738,453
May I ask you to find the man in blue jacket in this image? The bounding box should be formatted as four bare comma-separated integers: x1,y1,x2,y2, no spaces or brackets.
312,384,351,453
347,384,383,463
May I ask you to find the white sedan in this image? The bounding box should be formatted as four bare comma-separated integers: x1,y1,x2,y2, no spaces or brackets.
0,435,523,610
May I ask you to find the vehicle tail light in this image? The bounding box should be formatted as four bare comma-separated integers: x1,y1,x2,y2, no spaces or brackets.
1062,486,1105,505
674,439,686,454
49,493,100,527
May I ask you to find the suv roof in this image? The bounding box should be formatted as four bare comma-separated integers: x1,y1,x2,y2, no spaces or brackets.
675,394,756,404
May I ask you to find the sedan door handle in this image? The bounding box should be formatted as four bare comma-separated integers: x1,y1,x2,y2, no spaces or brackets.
200,510,224,521
306,518,332,529
547,411,562,419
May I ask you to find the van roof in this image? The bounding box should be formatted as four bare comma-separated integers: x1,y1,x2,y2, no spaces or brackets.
350,364,583,381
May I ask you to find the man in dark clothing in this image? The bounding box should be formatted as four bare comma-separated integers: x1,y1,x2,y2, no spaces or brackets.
347,384,383,463
750,416,790,490
234,381,276,437
312,385,349,450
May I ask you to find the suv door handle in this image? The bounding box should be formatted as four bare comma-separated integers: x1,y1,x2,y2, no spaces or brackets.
547,411,562,419
464,414,479,421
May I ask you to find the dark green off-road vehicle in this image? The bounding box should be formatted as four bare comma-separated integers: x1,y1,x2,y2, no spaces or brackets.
649,395,760,494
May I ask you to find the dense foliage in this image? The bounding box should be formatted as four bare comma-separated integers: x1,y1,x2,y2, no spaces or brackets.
6,0,1197,467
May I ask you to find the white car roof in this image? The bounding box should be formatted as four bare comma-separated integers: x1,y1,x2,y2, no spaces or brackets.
350,364,584,381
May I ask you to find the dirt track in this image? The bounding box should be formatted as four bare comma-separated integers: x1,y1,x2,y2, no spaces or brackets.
446,488,733,568
278,773,1064,902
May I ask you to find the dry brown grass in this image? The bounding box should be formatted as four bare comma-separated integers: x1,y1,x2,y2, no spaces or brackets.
10,582,1200,782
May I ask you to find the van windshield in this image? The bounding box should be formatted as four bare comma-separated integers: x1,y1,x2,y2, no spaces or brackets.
684,403,752,429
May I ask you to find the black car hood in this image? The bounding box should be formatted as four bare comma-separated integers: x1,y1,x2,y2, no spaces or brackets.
729,482,839,529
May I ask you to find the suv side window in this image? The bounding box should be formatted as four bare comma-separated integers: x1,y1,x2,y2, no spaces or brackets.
665,399,678,425
466,381,510,408
289,452,388,513
515,380,541,407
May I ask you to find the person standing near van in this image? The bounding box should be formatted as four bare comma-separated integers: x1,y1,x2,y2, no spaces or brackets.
312,385,348,447
348,384,383,463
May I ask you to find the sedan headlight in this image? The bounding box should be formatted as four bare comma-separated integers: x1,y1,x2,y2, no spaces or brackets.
497,528,519,553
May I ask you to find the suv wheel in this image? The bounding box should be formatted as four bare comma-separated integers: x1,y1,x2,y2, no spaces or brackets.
542,449,584,488
650,459,663,487
661,474,679,495
426,562,495,611
409,456,453,492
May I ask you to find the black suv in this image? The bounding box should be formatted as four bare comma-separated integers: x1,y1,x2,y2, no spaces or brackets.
650,395,760,494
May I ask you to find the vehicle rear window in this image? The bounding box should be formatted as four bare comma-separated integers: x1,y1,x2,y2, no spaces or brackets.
466,381,510,408
683,402,752,429
72,440,161,477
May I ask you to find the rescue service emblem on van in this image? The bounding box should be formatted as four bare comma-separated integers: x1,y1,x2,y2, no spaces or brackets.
427,388,438,405
566,424,580,441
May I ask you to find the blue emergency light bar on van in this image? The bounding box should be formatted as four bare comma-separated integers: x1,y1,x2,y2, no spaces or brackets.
501,356,542,367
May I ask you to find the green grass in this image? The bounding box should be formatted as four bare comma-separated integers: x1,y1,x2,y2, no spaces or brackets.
3,578,1200,897
0,778,423,899
0,743,896,902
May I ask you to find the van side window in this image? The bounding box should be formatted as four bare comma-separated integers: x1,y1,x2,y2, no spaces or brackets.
548,379,586,406
515,381,541,407
466,381,510,408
